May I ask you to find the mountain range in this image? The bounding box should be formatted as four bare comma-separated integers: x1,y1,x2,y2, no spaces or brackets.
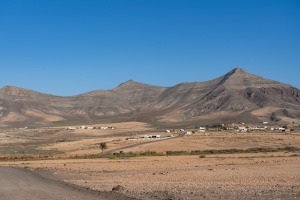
1,67,299,127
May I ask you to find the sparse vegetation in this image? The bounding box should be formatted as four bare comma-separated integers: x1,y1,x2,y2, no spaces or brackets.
105,146,299,159
110,151,165,159
166,151,188,156
1,146,299,161
190,147,300,155
99,142,108,154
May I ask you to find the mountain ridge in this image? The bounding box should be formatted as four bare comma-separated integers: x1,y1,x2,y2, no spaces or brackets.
0,68,299,127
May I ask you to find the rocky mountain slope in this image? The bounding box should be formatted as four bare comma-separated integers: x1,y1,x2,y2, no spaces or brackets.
153,68,300,124
0,68,299,127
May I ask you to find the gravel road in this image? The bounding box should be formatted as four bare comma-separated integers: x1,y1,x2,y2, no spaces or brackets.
0,167,132,200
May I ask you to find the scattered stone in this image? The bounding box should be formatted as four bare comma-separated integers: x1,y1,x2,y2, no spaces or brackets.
112,185,125,192
159,171,170,175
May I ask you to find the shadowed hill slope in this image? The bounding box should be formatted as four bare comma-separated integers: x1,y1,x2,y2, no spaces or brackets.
151,68,300,123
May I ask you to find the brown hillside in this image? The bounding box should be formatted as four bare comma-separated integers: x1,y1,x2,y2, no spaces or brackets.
0,68,299,127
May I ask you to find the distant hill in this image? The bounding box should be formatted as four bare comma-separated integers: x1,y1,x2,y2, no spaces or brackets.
1,67,299,127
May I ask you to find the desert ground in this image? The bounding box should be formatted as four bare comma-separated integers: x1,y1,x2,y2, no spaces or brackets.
0,122,299,199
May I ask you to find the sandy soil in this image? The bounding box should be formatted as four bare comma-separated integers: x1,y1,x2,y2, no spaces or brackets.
1,153,299,200
125,132,300,152
0,167,129,200
0,122,300,199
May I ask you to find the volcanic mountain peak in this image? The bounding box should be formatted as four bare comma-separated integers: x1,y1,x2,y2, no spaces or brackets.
0,85,59,99
114,80,142,88
1,85,35,97
216,67,279,89
113,80,164,92
226,67,246,76
222,67,255,80
231,67,246,74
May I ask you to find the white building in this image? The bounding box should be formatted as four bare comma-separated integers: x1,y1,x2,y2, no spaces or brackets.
66,127,76,130
238,126,247,132
199,127,206,132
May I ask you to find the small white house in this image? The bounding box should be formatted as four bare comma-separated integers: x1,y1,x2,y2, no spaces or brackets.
101,126,109,130
238,126,247,132
66,127,76,130
186,131,192,135
199,127,206,132
165,130,171,133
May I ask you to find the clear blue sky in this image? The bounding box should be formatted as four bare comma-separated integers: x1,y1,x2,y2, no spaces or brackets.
0,0,299,96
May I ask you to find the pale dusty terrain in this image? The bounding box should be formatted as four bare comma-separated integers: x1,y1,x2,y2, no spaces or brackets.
0,167,126,200
1,154,300,200
0,122,300,199
124,132,300,153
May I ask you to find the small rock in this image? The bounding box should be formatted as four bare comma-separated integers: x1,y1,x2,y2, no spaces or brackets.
112,185,125,192
159,171,170,175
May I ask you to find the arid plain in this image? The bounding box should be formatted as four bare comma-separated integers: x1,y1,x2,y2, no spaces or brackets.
0,122,300,199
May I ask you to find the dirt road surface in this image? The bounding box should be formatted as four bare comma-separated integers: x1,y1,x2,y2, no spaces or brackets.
0,167,130,200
